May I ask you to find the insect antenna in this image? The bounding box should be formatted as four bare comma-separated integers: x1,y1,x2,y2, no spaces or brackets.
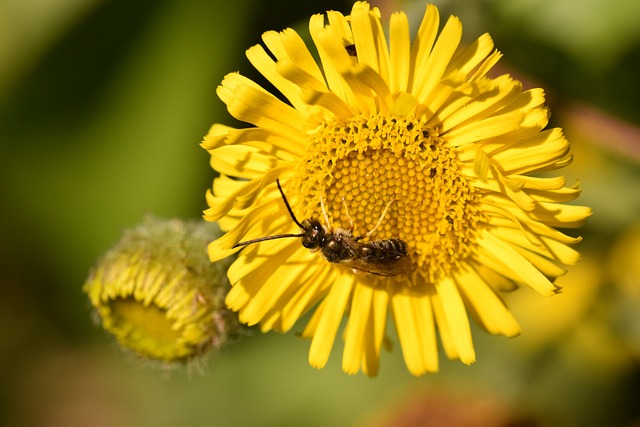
232,179,306,249
232,232,305,248
276,178,305,229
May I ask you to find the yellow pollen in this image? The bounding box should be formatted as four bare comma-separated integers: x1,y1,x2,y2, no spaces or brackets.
289,114,485,284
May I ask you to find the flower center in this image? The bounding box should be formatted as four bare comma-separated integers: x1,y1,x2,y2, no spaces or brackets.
289,114,484,284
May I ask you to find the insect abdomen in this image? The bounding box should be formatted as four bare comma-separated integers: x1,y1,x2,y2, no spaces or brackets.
366,239,408,256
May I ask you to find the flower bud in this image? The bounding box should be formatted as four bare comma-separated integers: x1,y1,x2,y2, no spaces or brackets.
84,216,240,363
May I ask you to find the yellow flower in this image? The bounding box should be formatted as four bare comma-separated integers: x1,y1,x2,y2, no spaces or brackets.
202,2,591,376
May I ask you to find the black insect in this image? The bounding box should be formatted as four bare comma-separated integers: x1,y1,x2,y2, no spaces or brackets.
233,179,411,277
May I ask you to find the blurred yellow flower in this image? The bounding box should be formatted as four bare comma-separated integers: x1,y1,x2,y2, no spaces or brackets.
84,217,239,363
203,2,591,376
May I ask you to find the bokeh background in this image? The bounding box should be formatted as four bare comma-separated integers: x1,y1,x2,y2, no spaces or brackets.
1,0,639,426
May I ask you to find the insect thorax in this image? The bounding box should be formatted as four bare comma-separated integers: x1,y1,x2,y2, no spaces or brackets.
321,231,357,263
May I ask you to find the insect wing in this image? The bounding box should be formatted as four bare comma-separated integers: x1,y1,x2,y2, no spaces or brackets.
341,256,410,276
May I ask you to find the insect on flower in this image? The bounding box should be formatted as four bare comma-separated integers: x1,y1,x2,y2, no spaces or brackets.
233,180,411,277
204,2,592,377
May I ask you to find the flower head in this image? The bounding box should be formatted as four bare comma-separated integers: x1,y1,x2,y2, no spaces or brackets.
203,2,591,376
84,217,239,363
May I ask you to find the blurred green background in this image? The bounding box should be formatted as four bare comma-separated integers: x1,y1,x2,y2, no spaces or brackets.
1,0,639,426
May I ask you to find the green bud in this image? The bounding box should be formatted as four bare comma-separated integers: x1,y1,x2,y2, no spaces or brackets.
84,216,241,363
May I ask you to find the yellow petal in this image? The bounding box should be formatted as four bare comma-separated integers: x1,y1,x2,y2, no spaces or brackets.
455,265,521,337
207,197,283,257
529,202,592,228
430,291,457,360
309,14,353,104
490,223,582,267
444,110,525,146
209,145,286,179
263,28,326,85
438,76,521,132
342,282,374,374
246,43,308,113
474,262,518,292
240,259,312,324
350,2,389,81
477,230,557,296
413,15,462,103
493,128,570,174
308,273,353,369
411,289,438,373
392,290,436,375
203,124,305,158
204,170,291,221
361,287,389,376
409,4,439,94
391,291,423,375
434,276,476,364
351,2,379,74
227,238,300,288
389,11,410,93
300,88,354,119
218,74,306,136
274,264,334,332
351,65,392,112
446,33,496,78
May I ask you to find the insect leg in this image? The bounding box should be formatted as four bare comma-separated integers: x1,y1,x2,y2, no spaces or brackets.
341,197,354,231
357,199,395,241
319,185,332,230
